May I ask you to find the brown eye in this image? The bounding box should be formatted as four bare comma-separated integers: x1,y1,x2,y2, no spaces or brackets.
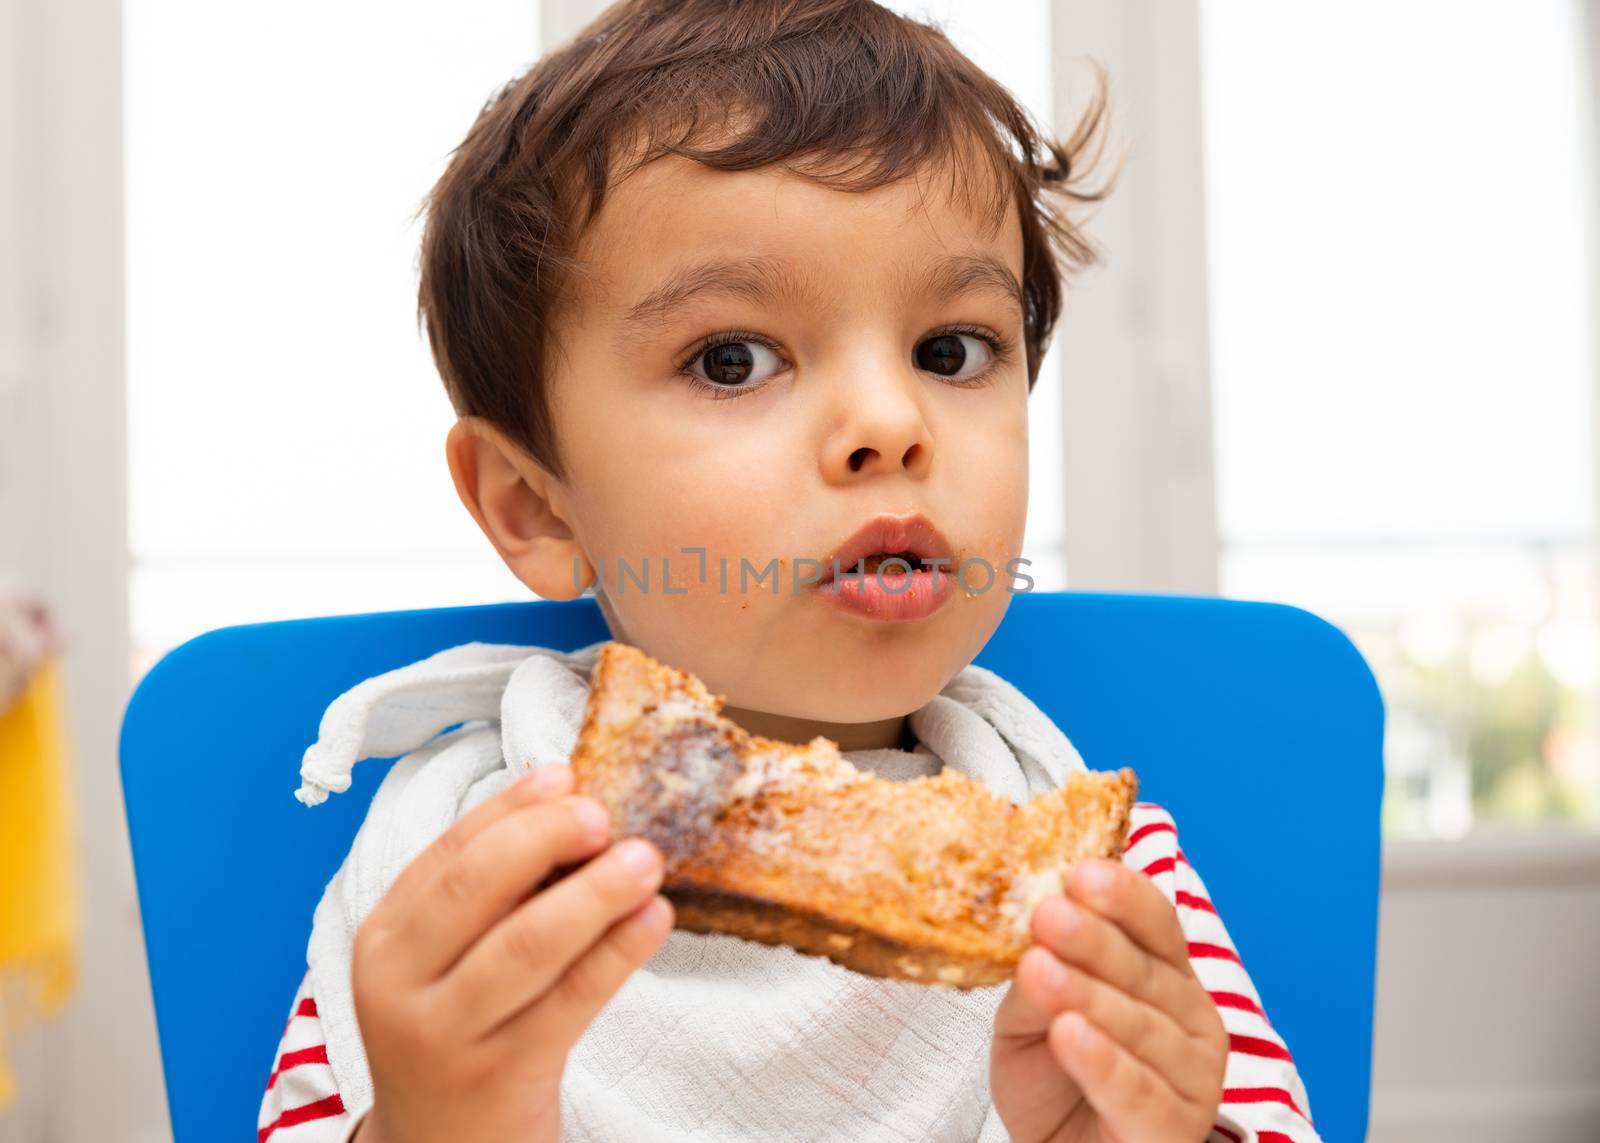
686,338,784,390
704,342,752,385
915,332,992,380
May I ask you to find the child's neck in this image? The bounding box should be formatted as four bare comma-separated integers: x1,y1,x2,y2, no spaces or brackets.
722,704,915,753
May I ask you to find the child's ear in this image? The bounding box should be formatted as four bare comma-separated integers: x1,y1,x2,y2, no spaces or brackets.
445,416,594,600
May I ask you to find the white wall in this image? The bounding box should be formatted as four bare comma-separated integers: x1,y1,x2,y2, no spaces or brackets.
1370,836,1600,1143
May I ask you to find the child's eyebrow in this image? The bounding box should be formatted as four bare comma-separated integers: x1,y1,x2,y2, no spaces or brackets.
615,252,1023,345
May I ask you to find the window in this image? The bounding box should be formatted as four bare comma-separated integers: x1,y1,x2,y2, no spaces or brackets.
125,0,542,683
1199,0,1600,834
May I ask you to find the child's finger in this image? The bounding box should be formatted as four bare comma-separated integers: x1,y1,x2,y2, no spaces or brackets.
367,786,613,983
1031,894,1218,1041
1017,947,1226,1107
1048,1011,1208,1140
443,834,669,1037
999,942,1154,1043
1065,858,1191,973
380,765,573,914
493,891,676,1056
992,945,1067,1039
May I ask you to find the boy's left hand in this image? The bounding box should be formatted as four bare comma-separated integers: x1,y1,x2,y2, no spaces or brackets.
988,858,1230,1143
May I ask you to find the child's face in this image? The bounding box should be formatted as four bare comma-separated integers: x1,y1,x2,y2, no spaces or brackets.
479,150,1031,742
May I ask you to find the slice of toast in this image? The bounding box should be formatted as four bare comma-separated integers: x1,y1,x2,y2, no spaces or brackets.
565,640,1138,989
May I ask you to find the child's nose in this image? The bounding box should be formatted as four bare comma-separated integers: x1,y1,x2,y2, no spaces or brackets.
817,362,935,483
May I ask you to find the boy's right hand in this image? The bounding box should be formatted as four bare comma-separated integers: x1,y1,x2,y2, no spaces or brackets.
348,764,673,1143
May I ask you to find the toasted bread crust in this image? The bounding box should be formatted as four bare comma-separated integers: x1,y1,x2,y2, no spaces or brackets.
667,886,1017,988
566,640,1138,989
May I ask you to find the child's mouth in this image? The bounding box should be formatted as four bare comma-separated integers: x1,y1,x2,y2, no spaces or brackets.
813,512,957,620
816,550,954,622
847,550,919,575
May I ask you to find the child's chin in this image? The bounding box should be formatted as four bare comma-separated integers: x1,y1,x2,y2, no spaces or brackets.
792,650,963,722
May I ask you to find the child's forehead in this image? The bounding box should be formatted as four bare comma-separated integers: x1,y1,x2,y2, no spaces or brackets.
571,151,1023,312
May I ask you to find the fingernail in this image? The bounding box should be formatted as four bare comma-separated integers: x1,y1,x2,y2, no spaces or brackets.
574,799,610,833
531,765,568,794
1081,862,1114,899
618,839,659,875
1072,1014,1096,1051
1055,899,1080,936
1040,954,1068,992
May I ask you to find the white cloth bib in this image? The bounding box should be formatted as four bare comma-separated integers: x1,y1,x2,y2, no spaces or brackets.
295,639,1091,1142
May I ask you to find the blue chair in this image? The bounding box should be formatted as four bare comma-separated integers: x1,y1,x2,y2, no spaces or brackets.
120,591,1384,1142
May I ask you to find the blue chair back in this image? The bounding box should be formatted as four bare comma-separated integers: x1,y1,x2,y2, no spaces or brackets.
120,591,1383,1142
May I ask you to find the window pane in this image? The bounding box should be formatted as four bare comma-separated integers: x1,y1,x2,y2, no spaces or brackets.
125,0,540,671
1224,541,1600,835
1200,0,1600,833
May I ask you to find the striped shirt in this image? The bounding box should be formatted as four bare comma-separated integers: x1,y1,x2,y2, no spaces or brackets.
258,801,1320,1142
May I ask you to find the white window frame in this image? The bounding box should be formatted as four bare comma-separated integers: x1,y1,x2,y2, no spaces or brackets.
0,2,156,1141
1049,0,1221,595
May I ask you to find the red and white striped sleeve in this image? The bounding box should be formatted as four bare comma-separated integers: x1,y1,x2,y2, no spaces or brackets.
258,971,365,1143
1121,802,1323,1143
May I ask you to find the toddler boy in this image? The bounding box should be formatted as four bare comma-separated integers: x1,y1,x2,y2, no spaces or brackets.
257,2,1320,1140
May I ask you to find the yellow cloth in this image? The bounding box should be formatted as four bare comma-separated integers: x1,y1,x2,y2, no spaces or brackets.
0,658,78,1107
